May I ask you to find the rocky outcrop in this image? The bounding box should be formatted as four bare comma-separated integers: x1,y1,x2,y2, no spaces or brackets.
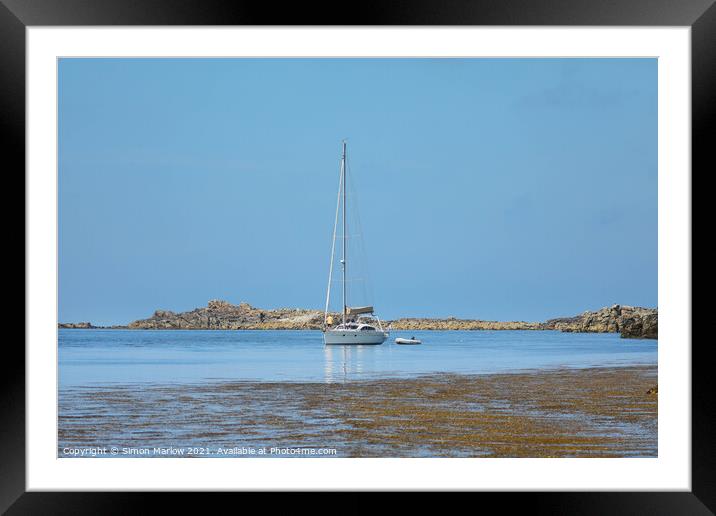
127,299,327,330
58,322,96,329
620,309,658,339
545,305,657,339
388,318,544,331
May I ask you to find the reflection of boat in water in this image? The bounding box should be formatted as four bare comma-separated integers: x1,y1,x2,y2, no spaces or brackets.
323,345,368,383
322,141,388,346
395,337,422,345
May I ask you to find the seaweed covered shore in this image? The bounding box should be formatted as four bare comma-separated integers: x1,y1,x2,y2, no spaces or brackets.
59,365,657,458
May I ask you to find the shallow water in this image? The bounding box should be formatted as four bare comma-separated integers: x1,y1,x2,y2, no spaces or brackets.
59,329,657,387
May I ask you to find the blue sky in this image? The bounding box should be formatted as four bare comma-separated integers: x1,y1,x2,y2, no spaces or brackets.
59,58,657,325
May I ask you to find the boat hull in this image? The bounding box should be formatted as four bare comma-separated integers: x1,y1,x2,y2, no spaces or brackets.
324,329,388,345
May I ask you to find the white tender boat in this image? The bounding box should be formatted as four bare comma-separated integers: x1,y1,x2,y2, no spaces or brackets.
323,141,388,346
395,337,422,345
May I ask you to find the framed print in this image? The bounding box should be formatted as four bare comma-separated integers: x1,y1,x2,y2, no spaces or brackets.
7,0,709,511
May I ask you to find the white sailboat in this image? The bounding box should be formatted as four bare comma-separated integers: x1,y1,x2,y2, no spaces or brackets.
323,141,389,345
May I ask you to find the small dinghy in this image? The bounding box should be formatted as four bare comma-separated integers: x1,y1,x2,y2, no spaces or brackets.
395,337,422,345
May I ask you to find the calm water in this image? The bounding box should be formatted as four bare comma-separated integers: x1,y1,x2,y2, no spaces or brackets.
59,329,657,387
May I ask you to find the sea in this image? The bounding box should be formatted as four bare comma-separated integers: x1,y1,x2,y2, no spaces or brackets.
59,328,657,387
58,329,658,458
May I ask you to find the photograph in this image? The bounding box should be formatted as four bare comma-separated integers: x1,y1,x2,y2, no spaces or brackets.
57,56,658,459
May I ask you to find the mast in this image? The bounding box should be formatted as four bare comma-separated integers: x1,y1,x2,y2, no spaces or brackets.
341,140,347,325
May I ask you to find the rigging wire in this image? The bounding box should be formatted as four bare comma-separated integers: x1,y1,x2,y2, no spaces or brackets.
345,153,375,308
324,150,344,324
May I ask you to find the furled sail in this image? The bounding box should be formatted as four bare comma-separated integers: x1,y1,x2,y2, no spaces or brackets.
346,306,374,316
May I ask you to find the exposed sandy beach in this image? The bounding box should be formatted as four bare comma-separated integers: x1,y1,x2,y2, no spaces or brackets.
59,365,657,458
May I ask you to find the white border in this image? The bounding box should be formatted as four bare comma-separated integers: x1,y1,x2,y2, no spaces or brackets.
27,27,691,491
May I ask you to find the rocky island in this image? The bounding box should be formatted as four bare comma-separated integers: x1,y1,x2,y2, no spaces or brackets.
58,322,96,329
61,301,657,339
544,304,658,339
130,300,325,331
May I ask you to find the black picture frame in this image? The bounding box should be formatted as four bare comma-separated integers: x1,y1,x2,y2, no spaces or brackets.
7,0,708,511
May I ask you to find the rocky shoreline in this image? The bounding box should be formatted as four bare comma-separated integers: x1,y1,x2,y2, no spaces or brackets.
60,300,657,339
